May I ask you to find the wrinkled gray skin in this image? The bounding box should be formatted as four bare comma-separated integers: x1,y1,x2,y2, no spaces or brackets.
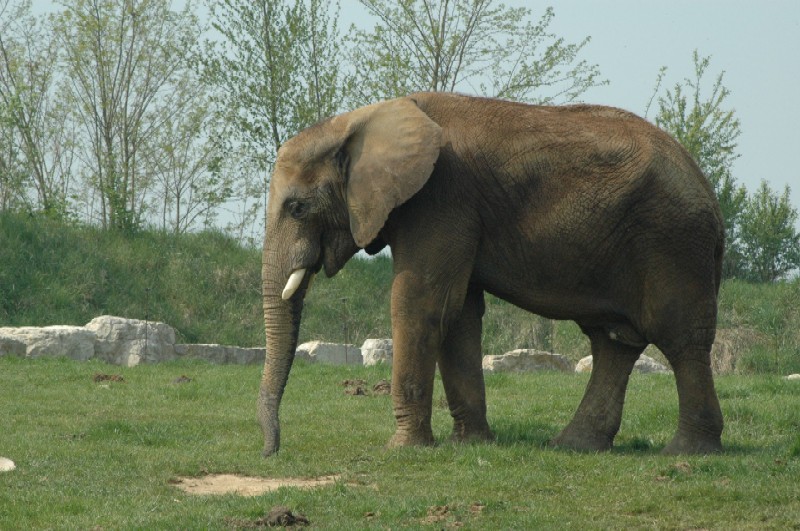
258,92,724,457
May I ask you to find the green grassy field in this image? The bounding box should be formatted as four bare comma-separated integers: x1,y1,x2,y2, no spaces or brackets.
2,356,799,529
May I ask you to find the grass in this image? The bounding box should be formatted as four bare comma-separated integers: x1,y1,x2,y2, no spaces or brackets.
2,356,799,529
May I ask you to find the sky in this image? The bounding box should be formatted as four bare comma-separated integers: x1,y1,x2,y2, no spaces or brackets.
30,1,800,214
337,0,800,211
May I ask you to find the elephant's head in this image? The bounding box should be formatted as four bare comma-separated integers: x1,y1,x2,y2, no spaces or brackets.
258,97,443,456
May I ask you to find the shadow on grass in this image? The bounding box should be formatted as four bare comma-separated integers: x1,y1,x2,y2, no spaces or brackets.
489,423,765,457
490,420,557,448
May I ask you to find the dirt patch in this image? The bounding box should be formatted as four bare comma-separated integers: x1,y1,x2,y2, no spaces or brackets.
172,474,339,496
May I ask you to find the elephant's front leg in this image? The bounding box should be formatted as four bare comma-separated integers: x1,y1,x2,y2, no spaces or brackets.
387,266,473,448
386,270,440,447
439,284,493,442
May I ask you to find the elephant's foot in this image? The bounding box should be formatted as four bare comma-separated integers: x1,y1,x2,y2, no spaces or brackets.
550,422,614,452
450,419,494,444
662,431,722,455
387,428,435,449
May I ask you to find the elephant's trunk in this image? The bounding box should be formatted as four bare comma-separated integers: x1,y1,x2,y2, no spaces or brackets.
258,257,306,457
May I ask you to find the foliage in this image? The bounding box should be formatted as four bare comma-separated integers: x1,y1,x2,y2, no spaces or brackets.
738,181,800,282
197,0,349,241
348,1,605,106
53,0,218,233
1,357,800,528
651,51,748,279
0,0,73,217
0,211,264,346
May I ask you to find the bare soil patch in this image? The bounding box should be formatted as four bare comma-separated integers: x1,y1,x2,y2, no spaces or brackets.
172,474,339,496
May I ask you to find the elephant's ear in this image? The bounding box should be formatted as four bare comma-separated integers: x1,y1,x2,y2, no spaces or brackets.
337,98,442,248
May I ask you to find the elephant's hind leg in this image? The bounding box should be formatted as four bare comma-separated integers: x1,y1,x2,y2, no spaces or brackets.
551,327,644,451
439,284,494,443
657,301,723,454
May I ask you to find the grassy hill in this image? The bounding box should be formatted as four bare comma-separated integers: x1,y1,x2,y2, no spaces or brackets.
1,212,798,373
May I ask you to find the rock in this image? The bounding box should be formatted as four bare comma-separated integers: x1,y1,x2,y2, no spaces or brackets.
86,315,176,366
574,355,593,373
173,344,264,365
635,354,672,374
0,336,26,357
574,354,672,374
361,338,393,366
295,341,362,365
785,374,800,381
0,326,96,361
0,457,15,472
482,349,572,373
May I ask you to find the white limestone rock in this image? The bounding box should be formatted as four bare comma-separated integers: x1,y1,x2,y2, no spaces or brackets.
482,349,573,373
0,457,15,472
86,315,176,367
0,336,26,357
361,338,393,366
574,355,593,374
574,354,672,374
295,341,362,365
0,326,95,361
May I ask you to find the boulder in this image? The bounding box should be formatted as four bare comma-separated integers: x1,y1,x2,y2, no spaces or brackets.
0,457,15,472
574,354,672,374
174,344,265,365
86,315,176,367
635,354,672,374
482,349,572,373
574,355,593,373
295,341,362,365
361,338,393,366
0,326,95,361
0,336,26,357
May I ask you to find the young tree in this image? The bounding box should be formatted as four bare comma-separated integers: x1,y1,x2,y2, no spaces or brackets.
652,51,747,278
348,1,605,106
198,0,348,238
738,181,800,282
54,0,205,232
0,0,74,216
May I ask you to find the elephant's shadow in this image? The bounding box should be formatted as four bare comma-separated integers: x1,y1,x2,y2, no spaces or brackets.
489,422,757,456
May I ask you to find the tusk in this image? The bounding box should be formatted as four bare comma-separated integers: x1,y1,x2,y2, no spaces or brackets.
281,269,306,300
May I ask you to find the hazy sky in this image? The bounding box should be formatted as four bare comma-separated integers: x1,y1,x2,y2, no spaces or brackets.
338,0,800,209
32,1,800,212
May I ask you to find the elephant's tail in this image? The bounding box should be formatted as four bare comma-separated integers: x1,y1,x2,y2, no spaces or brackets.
714,225,725,295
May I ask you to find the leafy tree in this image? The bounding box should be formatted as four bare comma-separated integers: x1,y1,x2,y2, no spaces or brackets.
198,0,348,239
652,51,747,278
738,181,800,282
348,1,605,106
54,0,208,232
0,0,74,216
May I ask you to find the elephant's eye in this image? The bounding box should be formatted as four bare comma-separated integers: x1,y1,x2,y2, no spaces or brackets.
287,199,310,220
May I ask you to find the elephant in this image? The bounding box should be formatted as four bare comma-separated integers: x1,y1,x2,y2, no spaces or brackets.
258,92,724,457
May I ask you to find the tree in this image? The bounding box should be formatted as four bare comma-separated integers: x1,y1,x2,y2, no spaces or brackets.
54,0,208,232
652,51,747,278
348,1,604,106
198,0,348,239
0,0,74,216
738,181,800,282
